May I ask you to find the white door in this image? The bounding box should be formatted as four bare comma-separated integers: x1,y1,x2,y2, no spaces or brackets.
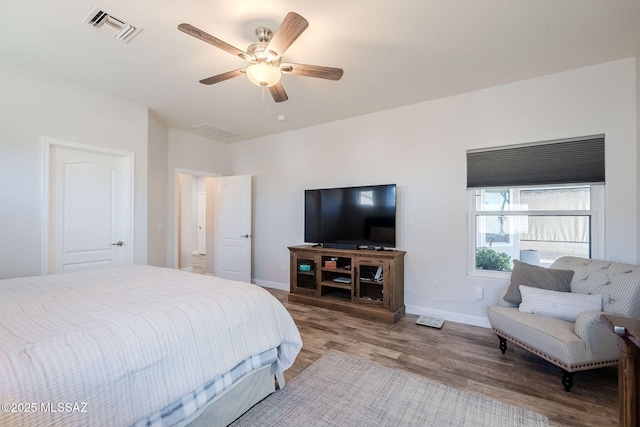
48,145,132,273
214,175,252,282
197,192,206,254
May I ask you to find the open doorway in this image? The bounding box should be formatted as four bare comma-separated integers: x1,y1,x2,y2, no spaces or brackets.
177,171,218,274
175,172,253,281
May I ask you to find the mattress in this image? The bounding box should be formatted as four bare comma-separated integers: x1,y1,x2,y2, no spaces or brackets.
0,265,302,426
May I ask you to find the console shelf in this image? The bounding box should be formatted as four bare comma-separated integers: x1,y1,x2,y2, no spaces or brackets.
288,245,405,323
321,281,352,290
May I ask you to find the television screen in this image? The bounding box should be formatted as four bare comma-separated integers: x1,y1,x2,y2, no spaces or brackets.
304,184,396,248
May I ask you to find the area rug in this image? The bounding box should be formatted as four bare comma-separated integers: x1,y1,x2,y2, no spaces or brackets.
231,350,548,427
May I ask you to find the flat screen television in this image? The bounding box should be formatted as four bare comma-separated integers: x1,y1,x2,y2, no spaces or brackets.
304,184,397,249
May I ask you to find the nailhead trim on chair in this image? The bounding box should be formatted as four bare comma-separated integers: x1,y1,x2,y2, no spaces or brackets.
493,328,618,372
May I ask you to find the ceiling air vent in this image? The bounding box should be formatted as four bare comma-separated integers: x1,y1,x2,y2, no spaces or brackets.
194,123,240,139
82,6,142,43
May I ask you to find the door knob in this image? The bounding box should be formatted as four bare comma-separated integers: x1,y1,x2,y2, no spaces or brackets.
240,234,251,238
111,241,124,246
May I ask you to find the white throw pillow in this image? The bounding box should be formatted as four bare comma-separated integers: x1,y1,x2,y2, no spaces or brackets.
518,285,603,322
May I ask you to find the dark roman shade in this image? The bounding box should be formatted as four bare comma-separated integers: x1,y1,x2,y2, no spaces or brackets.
467,135,605,188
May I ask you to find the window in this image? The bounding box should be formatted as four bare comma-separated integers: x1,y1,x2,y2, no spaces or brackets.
358,190,374,206
466,136,605,274
469,185,602,273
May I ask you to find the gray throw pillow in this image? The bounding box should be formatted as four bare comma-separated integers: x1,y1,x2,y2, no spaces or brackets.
503,259,574,305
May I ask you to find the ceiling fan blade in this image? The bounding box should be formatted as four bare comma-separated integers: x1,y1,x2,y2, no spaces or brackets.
178,23,252,61
280,63,344,81
199,69,245,85
266,12,309,59
269,82,289,102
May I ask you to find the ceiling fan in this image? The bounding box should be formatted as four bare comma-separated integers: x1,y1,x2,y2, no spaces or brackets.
178,12,343,103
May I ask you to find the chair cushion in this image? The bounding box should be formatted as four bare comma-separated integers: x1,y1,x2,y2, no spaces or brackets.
486,305,617,369
518,285,603,322
503,260,574,305
487,305,583,366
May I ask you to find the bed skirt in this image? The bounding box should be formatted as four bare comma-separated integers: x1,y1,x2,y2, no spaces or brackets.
182,363,280,427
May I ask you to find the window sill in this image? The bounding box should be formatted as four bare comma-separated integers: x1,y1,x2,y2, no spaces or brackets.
467,268,512,279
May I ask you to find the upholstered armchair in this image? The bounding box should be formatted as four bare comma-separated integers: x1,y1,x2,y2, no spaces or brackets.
487,257,640,391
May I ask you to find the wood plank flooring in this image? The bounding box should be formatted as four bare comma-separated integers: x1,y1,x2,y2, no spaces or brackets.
266,288,618,427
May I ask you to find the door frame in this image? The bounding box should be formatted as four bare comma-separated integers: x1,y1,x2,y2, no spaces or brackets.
172,168,220,270
41,137,135,275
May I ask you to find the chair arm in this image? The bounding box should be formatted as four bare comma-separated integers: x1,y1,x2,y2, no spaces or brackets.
574,311,618,356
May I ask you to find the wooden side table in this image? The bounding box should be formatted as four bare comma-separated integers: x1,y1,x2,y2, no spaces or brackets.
602,314,640,427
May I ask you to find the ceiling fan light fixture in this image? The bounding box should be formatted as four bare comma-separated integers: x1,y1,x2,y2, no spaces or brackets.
246,62,281,87
180,12,341,102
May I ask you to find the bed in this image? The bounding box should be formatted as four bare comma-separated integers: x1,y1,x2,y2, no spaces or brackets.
0,265,302,426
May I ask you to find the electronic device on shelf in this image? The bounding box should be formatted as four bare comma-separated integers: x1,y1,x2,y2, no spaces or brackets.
333,277,352,284
304,184,397,249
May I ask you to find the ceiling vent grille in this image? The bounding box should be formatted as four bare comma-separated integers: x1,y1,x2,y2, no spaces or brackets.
82,6,142,43
194,123,240,139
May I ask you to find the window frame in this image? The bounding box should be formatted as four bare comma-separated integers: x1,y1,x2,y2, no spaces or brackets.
467,184,604,277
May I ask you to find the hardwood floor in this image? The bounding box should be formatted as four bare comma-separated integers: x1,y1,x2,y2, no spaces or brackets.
266,288,618,427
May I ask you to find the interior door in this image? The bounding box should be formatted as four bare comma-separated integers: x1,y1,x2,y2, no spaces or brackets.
49,145,132,273
197,192,206,255
214,175,252,282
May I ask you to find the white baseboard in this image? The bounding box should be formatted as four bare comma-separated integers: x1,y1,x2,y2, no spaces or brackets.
253,279,289,291
405,304,491,328
249,279,491,328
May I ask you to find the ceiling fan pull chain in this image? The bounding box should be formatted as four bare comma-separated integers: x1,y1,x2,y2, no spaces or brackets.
262,87,266,109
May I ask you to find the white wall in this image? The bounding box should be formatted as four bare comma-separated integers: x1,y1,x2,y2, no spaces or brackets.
228,58,637,326
147,112,169,267
178,173,193,270
0,65,149,279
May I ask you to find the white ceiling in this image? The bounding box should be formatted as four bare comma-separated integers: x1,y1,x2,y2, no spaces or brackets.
1,1,639,143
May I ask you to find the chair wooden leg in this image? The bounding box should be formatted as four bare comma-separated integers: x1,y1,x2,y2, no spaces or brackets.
561,369,574,392
498,336,507,354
